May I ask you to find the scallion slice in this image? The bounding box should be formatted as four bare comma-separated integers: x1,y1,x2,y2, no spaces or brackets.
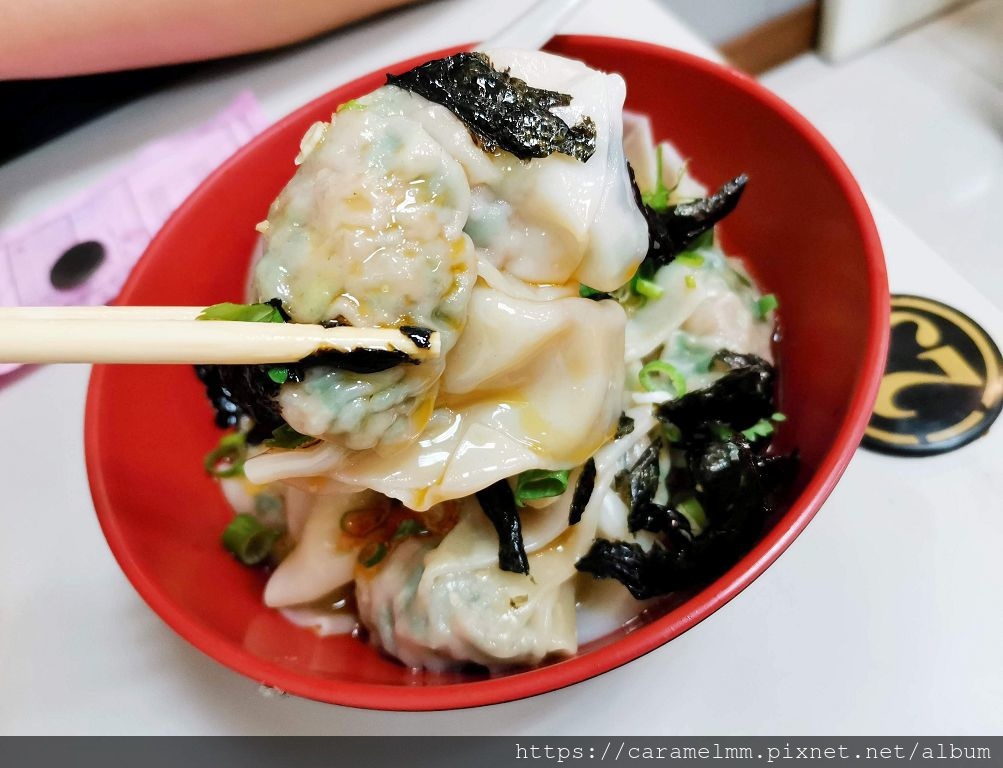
691,228,715,250
358,541,387,568
676,496,707,536
641,145,670,211
391,518,426,542
633,276,664,299
757,293,779,319
267,366,289,384
265,423,315,449
639,360,687,397
221,514,280,566
710,422,735,440
662,423,683,443
675,252,705,268
514,469,571,507
197,301,285,323
203,432,247,478
741,418,775,441
741,411,786,441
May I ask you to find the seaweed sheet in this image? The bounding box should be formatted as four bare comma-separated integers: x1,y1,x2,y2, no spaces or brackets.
387,52,596,162
642,174,748,269
577,353,798,599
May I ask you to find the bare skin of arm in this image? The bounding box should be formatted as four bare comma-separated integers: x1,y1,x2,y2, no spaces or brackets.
2,0,419,78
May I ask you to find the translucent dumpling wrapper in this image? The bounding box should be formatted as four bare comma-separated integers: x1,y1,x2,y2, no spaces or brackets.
354,467,593,670
354,404,658,669
263,489,381,608
462,49,649,291
246,286,627,510
245,49,647,509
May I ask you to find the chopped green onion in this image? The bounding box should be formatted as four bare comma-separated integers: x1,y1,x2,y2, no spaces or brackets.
684,274,697,290
221,514,280,566
710,422,735,440
336,99,364,112
265,423,315,449
514,469,571,507
741,418,775,441
730,268,752,287
197,302,285,324
676,496,707,536
267,366,289,384
641,145,671,212
204,432,247,478
662,423,683,443
639,360,687,397
740,411,786,442
675,252,705,268
691,228,715,250
757,293,779,319
358,541,387,568
391,518,426,542
632,276,664,300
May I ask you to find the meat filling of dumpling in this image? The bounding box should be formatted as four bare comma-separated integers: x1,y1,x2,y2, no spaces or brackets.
255,93,477,450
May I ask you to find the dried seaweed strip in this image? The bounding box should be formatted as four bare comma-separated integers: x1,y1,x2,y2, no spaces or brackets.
656,358,775,443
578,436,770,598
387,52,596,162
195,364,284,443
615,414,635,439
399,325,433,349
568,458,597,526
690,437,765,523
755,451,800,493
475,479,530,574
711,349,764,373
613,439,661,512
628,502,693,540
576,540,675,599
197,328,421,442
297,347,417,374
643,174,748,268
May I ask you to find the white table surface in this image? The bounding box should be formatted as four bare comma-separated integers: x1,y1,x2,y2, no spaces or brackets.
1,0,1000,736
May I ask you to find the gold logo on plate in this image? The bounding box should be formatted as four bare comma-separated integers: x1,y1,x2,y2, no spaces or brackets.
862,295,1001,456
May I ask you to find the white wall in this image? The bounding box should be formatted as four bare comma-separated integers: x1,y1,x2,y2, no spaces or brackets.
819,0,970,60
658,0,809,44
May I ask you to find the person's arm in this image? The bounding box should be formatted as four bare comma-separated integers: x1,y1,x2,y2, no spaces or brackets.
2,0,418,78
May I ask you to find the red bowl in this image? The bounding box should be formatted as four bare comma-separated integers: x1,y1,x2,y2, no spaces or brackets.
86,36,888,710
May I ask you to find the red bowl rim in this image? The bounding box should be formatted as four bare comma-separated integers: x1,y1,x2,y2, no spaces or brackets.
85,35,889,711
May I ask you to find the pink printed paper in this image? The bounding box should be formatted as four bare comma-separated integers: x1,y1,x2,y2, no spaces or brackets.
0,91,269,375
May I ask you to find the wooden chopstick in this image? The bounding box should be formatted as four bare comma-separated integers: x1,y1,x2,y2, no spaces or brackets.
0,307,439,365
0,306,206,321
